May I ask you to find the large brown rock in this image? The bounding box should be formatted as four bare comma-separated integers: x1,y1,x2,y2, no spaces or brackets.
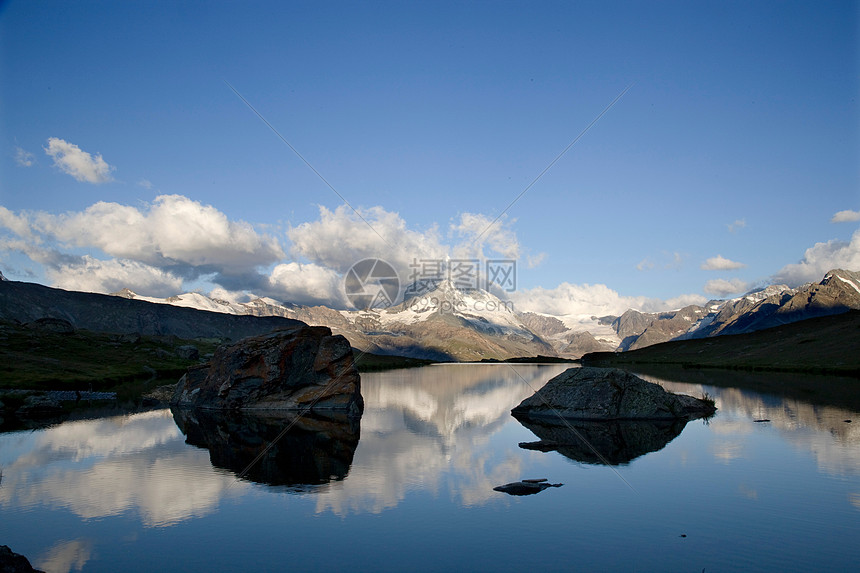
511,367,715,420
171,326,363,416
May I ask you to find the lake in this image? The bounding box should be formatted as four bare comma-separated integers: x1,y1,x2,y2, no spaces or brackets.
1,364,859,572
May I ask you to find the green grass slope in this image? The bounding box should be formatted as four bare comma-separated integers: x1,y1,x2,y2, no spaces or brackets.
0,319,219,393
0,318,433,398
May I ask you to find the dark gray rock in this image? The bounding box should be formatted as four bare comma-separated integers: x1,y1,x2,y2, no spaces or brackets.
512,367,715,420
518,312,569,337
175,345,199,360
559,331,615,358
171,325,363,416
493,479,563,496
112,332,142,344
24,317,74,334
612,309,654,341
627,305,710,350
16,394,63,416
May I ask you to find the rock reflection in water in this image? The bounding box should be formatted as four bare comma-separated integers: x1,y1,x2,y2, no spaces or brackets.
514,415,689,466
172,408,360,489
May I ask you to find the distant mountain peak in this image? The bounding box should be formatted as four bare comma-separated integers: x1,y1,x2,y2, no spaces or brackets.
739,284,794,304
822,269,860,294
109,287,137,299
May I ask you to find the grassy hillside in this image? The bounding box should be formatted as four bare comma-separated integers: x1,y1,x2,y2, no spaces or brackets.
352,351,436,371
582,310,860,376
0,319,220,394
0,319,433,397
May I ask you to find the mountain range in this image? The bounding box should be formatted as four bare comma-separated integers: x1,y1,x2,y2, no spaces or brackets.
1,269,858,361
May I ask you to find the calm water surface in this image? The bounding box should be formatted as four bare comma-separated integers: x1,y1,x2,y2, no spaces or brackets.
1,364,859,572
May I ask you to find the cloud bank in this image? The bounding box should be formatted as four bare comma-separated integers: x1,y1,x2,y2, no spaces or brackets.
4,194,858,315
0,195,284,297
772,228,860,287
0,198,531,306
508,282,707,316
704,278,751,297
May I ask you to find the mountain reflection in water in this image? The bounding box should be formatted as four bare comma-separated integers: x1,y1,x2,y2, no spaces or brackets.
515,415,690,465
172,408,360,489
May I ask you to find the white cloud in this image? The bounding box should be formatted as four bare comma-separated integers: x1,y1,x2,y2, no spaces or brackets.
0,195,286,296
831,210,860,223
508,282,707,317
137,178,154,189
286,205,530,306
35,194,285,273
0,237,78,269
46,255,184,297
288,204,447,276
44,137,114,183
14,146,35,167
450,213,520,260
772,229,860,286
635,257,655,271
664,293,711,309
526,252,547,268
727,219,746,233
268,262,349,307
0,206,39,242
704,278,751,297
635,251,685,271
701,254,746,271
34,539,92,573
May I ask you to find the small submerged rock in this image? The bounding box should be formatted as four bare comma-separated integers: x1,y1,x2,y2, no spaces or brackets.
493,478,563,496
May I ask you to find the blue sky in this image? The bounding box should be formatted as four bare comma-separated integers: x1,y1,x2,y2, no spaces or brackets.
1,1,858,315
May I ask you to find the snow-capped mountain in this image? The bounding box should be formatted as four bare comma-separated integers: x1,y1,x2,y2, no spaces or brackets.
110,280,554,361
689,268,860,337
104,268,860,360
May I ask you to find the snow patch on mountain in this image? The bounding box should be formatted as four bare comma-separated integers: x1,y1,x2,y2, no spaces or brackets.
738,284,795,304
554,314,622,346
834,274,860,296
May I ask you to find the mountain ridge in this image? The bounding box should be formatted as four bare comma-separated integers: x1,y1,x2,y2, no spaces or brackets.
2,269,857,362
105,268,860,359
